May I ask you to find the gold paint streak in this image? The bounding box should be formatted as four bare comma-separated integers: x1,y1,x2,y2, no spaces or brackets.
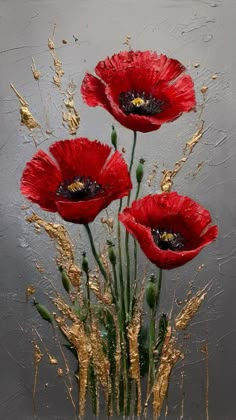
10,83,40,130
179,369,185,420
62,82,80,135
48,26,64,88
127,307,142,416
202,339,209,420
90,318,112,416
175,287,208,330
192,161,204,176
147,161,158,187
160,97,206,192
27,213,82,288
32,341,43,415
152,327,183,420
31,57,40,80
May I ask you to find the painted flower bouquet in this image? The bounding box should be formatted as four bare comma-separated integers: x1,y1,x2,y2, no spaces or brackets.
21,50,218,419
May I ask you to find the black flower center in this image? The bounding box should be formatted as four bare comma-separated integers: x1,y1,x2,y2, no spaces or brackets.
152,229,185,251
119,90,164,116
57,177,103,201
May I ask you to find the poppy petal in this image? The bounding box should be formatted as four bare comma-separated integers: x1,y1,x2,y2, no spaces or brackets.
81,73,111,110
98,151,132,198
20,150,61,211
50,138,111,181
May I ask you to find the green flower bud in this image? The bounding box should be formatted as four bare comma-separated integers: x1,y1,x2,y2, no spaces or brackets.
82,252,89,274
59,266,70,293
33,298,53,323
136,158,145,183
108,244,116,266
111,125,117,150
146,274,158,310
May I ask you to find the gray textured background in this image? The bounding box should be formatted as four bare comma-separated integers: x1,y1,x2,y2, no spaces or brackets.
0,0,235,419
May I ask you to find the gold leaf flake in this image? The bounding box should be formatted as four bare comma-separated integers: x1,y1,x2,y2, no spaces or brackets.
100,216,114,233
212,73,217,80
200,86,208,94
26,213,82,288
152,327,183,419
175,287,208,330
10,83,40,130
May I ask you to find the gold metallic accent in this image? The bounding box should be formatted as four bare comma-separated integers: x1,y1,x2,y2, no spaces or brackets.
48,25,64,88
152,327,183,420
10,83,40,130
54,309,91,418
100,216,114,233
131,97,145,107
47,354,58,364
193,63,200,68
90,319,112,416
127,308,142,416
26,285,36,300
31,57,40,80
57,368,63,376
160,121,204,192
147,161,158,187
62,82,80,135
212,74,217,80
200,86,208,94
26,213,82,288
175,287,208,330
35,262,44,273
32,342,43,414
67,180,84,193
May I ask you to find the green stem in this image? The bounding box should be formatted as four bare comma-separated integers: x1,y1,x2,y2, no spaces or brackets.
84,224,108,284
154,269,163,317
111,263,119,302
133,181,141,283
125,131,138,319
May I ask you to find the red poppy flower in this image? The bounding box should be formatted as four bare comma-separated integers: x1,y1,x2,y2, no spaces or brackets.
21,138,132,224
119,192,218,269
81,50,196,133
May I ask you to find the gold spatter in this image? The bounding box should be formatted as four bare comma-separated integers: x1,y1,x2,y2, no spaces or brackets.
47,354,58,364
10,83,40,130
123,34,132,50
26,213,82,288
147,161,158,187
62,82,80,135
31,57,40,80
212,74,217,80
32,342,43,414
175,287,208,330
48,26,64,88
127,308,142,416
90,319,112,416
35,262,44,273
152,327,183,420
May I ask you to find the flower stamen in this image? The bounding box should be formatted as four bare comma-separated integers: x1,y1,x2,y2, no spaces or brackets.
119,90,165,116
152,228,185,251
57,177,103,201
